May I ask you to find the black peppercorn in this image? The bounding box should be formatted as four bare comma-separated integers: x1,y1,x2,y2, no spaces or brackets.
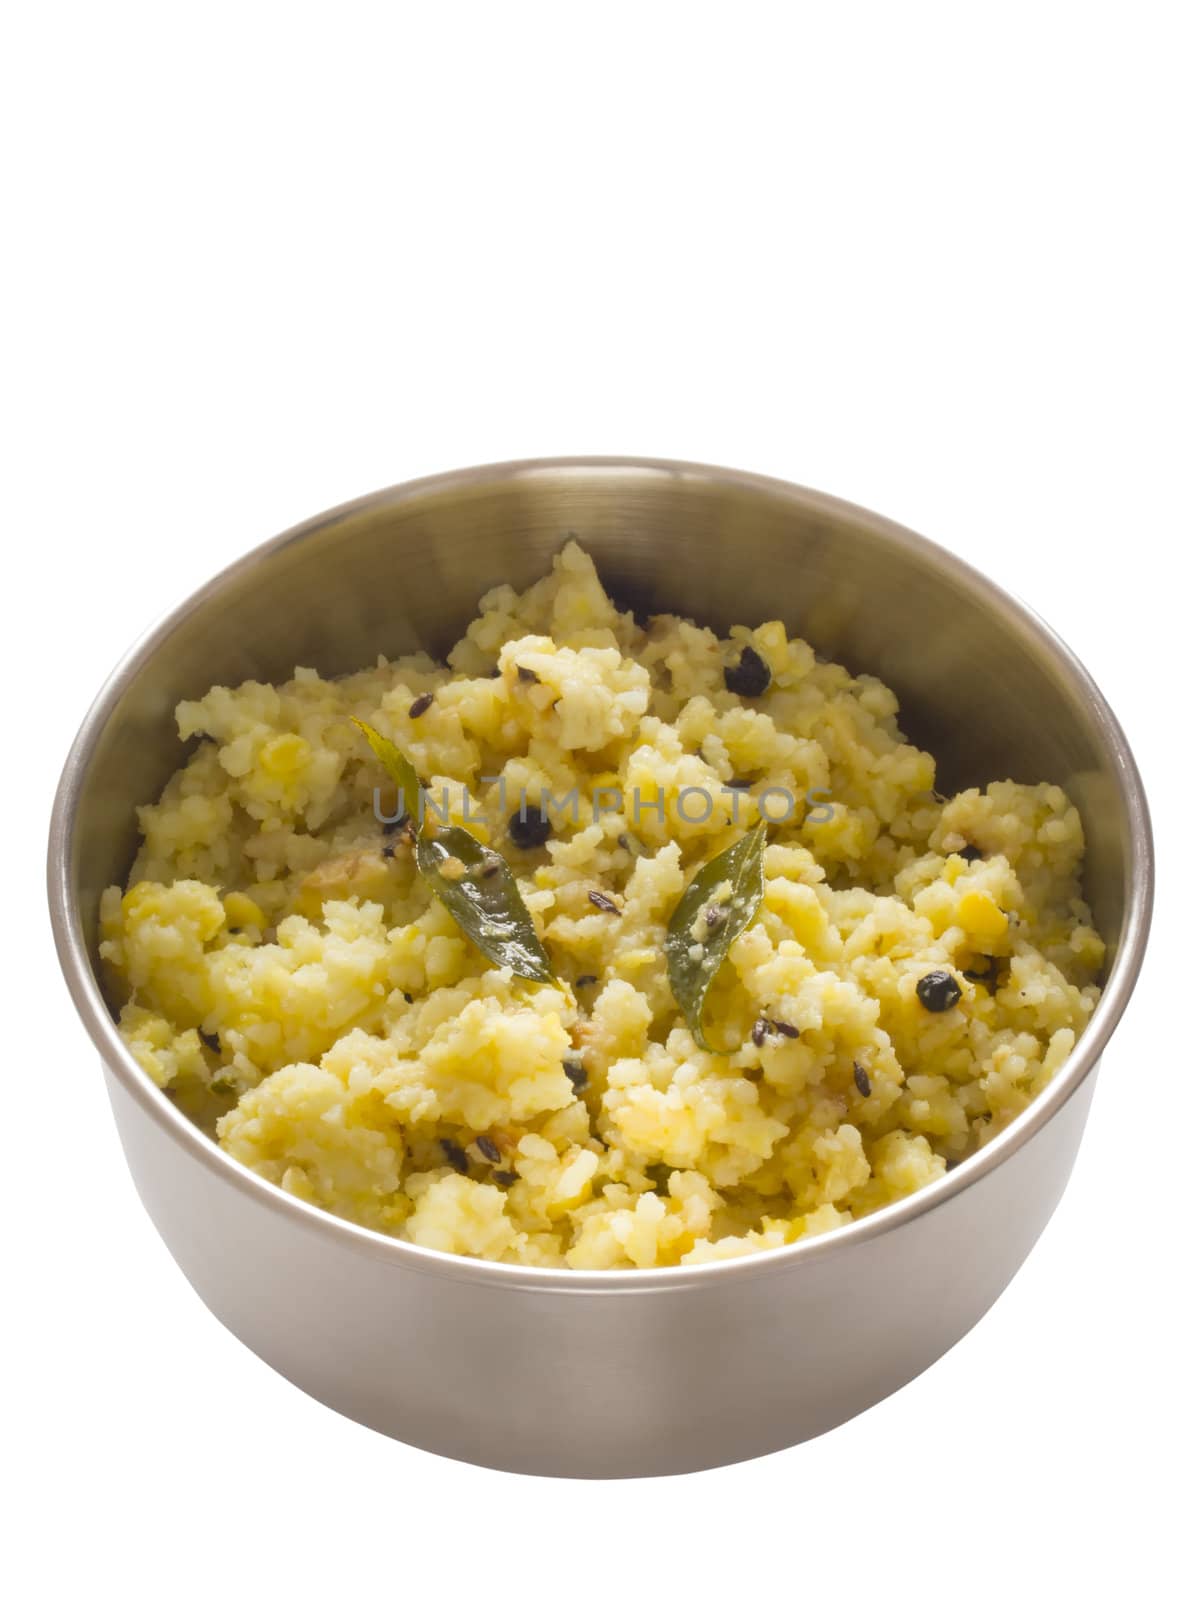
724,646,771,697
916,971,963,1013
508,806,551,849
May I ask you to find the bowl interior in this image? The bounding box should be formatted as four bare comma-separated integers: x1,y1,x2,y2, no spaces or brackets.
64,460,1137,972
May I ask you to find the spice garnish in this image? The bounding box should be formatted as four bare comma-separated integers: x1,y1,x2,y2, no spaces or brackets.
563,1057,588,1091
508,806,551,850
957,844,983,862
666,820,767,1052
724,646,772,697
440,1138,469,1174
475,1135,501,1163
494,1169,518,1187
853,1061,871,1097
355,719,422,818
916,970,964,1013
353,718,552,983
574,974,598,988
419,828,553,979
408,692,435,719
588,890,621,915
750,1016,800,1046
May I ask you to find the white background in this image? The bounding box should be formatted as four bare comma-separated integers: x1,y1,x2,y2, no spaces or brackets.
5,4,1194,1595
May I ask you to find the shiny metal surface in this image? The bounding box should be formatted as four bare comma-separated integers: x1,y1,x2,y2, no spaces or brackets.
47,458,1153,1476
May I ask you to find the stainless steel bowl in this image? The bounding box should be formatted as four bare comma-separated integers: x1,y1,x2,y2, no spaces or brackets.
47,458,1153,1477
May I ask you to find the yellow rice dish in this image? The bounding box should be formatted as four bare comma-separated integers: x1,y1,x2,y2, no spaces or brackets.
99,542,1105,1269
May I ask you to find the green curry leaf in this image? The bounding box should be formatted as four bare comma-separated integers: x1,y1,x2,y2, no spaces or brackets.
666,820,767,1052
351,716,423,823
352,717,553,984
415,828,553,983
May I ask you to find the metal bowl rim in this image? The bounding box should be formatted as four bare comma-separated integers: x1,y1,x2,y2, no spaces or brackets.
46,455,1155,1293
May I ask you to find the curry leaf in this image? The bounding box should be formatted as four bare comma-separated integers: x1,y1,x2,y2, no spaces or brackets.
350,716,423,823
416,829,553,983
666,820,767,1052
352,717,552,983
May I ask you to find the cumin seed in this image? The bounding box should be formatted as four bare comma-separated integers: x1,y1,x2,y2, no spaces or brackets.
440,1139,469,1174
